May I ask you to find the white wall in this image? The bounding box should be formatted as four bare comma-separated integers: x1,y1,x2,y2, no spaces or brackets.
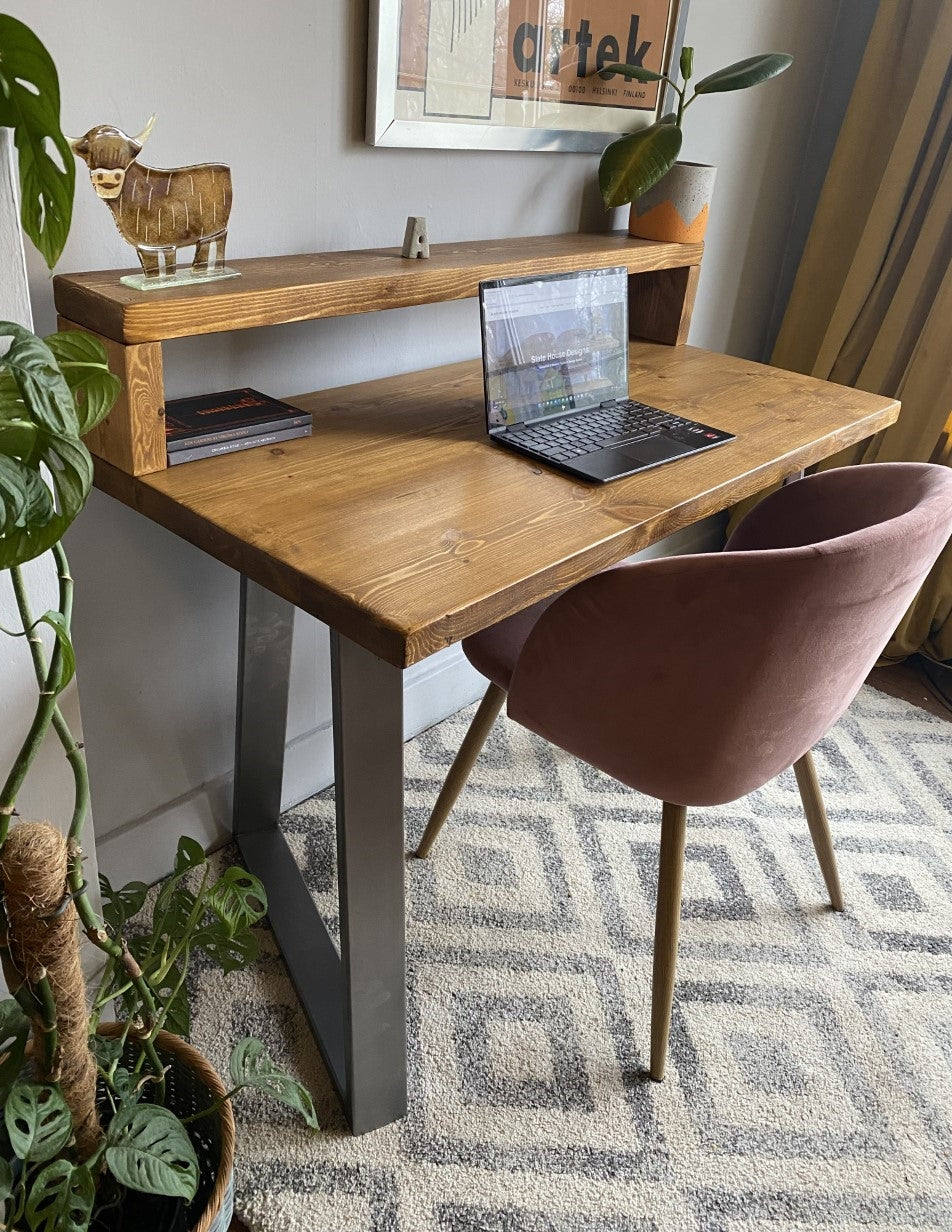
6,0,871,887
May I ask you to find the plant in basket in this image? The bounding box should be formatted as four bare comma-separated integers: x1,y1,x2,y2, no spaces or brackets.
0,14,319,1231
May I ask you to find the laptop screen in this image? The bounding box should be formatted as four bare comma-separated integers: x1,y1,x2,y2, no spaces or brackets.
479,266,629,429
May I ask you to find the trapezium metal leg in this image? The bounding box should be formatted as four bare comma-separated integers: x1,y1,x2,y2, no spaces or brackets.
234,580,408,1133
331,630,408,1134
234,576,294,837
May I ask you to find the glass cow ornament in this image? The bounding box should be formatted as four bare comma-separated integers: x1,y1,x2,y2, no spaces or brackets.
68,115,239,289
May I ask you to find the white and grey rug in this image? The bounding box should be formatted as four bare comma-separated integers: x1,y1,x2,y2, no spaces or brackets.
186,685,952,1232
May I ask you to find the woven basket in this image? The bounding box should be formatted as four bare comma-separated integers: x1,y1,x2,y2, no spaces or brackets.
96,1024,235,1232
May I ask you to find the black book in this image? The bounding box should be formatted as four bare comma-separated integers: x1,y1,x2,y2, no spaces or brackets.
164,387,312,453
167,423,312,465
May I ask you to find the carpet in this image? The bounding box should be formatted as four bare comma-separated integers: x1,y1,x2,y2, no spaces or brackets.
187,685,952,1231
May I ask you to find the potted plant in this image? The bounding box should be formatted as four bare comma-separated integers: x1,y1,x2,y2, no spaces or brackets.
598,45,793,243
0,15,318,1231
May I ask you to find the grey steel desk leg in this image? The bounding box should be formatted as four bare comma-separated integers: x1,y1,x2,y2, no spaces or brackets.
331,630,408,1134
233,577,407,1135
234,578,349,1101
234,576,294,835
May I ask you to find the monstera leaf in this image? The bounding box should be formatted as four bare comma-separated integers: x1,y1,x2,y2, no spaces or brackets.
105,1104,199,1199
0,323,118,570
0,14,75,268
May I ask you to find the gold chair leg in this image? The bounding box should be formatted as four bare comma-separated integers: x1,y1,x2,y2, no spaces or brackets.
793,750,845,911
650,801,688,1081
414,682,507,858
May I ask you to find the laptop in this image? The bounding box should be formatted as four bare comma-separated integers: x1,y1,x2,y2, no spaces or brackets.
478,265,734,483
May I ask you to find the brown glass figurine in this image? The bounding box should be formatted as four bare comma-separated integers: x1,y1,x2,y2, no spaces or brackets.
68,115,233,282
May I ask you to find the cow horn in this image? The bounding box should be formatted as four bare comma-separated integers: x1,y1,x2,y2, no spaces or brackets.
63,133,85,152
133,114,157,147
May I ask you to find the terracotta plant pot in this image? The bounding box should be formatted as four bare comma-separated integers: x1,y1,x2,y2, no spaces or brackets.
628,161,717,244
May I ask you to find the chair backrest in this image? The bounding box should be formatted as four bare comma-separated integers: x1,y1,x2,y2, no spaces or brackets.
507,463,952,806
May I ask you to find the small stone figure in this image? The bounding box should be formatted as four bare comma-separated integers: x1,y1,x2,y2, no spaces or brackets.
402,216,430,259
68,115,232,280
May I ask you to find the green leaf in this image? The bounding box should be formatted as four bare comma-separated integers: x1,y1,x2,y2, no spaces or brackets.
24,1160,95,1232
0,1156,13,1203
679,45,694,82
206,866,267,939
44,332,120,436
0,15,75,267
105,1104,198,1200
229,1038,319,1128
150,883,197,958
194,919,259,974
36,610,75,694
0,324,95,570
99,873,149,933
88,1032,124,1071
599,121,683,208
109,1067,147,1110
598,63,666,84
0,998,30,1097
173,835,206,876
0,323,77,436
4,1083,72,1163
693,52,793,95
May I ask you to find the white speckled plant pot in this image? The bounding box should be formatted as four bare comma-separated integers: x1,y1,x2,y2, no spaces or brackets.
629,161,717,243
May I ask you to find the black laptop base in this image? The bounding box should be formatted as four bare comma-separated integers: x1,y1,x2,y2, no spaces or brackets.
491,399,735,484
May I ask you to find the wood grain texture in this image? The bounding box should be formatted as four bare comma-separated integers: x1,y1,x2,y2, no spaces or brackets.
57,317,166,474
91,343,899,667
52,233,704,344
629,264,700,345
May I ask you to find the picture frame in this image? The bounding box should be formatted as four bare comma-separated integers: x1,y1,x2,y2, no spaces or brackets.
367,0,692,153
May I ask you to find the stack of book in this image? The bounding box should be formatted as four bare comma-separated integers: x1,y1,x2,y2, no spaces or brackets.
164,387,312,465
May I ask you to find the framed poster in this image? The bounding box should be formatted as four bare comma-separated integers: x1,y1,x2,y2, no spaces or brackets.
367,0,691,153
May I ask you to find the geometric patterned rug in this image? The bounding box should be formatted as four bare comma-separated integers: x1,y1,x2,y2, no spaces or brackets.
187,685,952,1231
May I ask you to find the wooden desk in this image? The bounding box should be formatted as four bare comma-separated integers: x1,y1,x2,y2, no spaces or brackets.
90,341,899,1133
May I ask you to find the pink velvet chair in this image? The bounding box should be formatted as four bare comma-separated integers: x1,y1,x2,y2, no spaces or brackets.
414,462,952,1080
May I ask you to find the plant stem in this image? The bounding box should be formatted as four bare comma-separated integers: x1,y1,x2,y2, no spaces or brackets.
178,1085,242,1126
0,560,65,845
5,546,167,1092
33,967,60,1076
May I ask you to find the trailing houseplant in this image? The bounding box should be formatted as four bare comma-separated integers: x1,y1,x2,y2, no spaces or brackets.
598,45,793,240
0,14,318,1231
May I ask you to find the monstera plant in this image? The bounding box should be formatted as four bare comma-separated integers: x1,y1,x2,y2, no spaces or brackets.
0,15,317,1232
598,45,794,209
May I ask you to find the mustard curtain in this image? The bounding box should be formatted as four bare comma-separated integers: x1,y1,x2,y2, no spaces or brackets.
739,0,952,663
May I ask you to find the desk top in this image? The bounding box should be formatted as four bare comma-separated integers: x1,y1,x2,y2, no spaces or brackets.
92,343,899,667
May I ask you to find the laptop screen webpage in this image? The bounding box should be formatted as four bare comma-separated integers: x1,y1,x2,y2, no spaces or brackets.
479,266,629,429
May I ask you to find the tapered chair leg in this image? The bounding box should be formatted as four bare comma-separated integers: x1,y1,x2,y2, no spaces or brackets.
793,750,845,911
414,682,507,858
650,801,688,1081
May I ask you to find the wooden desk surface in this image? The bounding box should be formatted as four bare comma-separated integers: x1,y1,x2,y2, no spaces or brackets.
93,343,899,667
53,233,702,345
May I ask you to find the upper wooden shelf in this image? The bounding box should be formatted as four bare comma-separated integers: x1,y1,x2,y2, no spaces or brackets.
53,232,703,346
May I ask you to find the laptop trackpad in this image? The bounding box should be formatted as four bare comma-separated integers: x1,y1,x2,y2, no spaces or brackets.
620,435,694,466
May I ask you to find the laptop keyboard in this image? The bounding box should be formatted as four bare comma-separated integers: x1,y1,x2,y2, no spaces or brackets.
509,399,697,463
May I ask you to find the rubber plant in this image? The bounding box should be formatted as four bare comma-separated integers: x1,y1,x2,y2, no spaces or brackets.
598,45,794,209
0,15,318,1231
